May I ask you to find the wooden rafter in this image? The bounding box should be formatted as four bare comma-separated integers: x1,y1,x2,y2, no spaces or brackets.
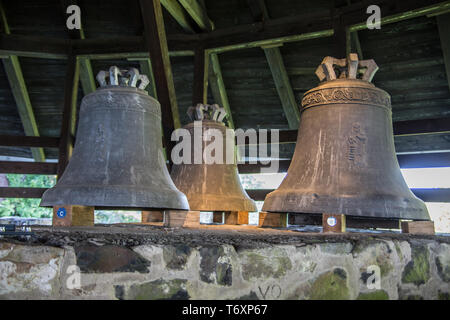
160,0,196,33
57,55,79,179
0,1,45,162
248,0,300,129
179,0,214,32
60,0,96,95
140,0,181,166
437,13,450,90
208,52,234,129
192,46,209,105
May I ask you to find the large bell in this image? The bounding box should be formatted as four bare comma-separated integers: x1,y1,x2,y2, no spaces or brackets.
40,66,189,211
171,104,257,212
263,54,430,221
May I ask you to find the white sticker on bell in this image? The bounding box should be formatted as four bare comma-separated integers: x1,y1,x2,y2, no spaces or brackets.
327,216,337,227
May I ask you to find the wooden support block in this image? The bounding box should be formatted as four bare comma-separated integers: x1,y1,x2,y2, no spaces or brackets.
401,221,435,235
163,210,200,228
258,212,287,228
52,205,94,227
322,213,346,233
224,211,249,225
212,211,223,223
141,211,164,223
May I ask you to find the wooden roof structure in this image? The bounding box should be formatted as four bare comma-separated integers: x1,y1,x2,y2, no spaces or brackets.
0,0,449,202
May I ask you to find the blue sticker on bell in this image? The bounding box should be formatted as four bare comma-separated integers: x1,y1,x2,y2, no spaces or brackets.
57,208,66,218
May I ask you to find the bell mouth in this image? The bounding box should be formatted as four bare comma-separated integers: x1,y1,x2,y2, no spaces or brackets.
262,189,430,221
40,185,190,211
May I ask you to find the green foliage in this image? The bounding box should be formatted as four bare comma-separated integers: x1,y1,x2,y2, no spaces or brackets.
95,211,140,224
0,174,55,218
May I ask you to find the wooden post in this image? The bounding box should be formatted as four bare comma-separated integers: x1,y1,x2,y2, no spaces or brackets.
332,15,347,58
192,45,209,105
212,211,223,223
140,0,181,166
322,213,346,233
52,205,94,227
142,211,164,223
258,211,287,228
401,221,435,235
57,55,79,179
163,210,200,228
224,211,249,225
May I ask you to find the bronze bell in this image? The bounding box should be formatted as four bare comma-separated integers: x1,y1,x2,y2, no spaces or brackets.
40,66,189,211
170,104,257,212
263,54,430,221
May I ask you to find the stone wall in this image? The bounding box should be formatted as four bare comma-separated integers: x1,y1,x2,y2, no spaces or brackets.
0,225,449,300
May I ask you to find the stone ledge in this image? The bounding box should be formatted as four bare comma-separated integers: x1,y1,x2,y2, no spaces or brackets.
1,224,449,248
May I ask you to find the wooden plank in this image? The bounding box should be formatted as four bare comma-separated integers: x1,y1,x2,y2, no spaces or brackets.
161,0,196,33
0,161,57,175
140,0,181,165
247,1,299,129
0,135,59,148
142,211,164,222
163,210,200,227
60,0,96,95
401,221,435,234
57,55,79,179
263,47,300,129
323,213,346,233
192,46,208,105
0,187,47,198
208,53,234,128
179,0,214,31
137,59,158,98
52,205,94,227
0,2,45,162
437,13,450,90
258,211,287,228
0,34,68,59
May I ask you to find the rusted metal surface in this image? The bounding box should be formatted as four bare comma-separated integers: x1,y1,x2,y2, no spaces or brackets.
263,54,430,221
40,67,189,211
171,104,257,212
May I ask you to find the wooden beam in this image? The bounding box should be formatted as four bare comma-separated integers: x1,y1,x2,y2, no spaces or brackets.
137,58,158,98
208,52,234,128
160,0,196,33
192,46,208,105
0,161,57,175
263,47,300,129
0,187,47,198
57,55,79,179
248,1,300,129
0,34,69,59
140,0,181,165
179,0,214,31
60,0,97,95
0,1,45,162
437,13,450,90
0,135,59,148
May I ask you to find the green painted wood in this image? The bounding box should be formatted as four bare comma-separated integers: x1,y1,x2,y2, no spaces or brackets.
161,0,196,33
179,0,214,31
437,13,450,89
138,59,158,99
0,1,45,162
208,52,234,128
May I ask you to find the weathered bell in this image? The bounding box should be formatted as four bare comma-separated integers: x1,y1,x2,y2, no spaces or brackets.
263,54,430,221
170,104,257,212
40,66,189,210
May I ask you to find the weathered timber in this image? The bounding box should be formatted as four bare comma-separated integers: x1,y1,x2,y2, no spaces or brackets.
208,52,234,128
0,136,59,148
57,55,79,179
192,46,208,105
0,2,45,161
140,0,181,164
0,187,47,198
179,0,214,31
437,13,450,89
0,161,57,175
161,0,196,33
